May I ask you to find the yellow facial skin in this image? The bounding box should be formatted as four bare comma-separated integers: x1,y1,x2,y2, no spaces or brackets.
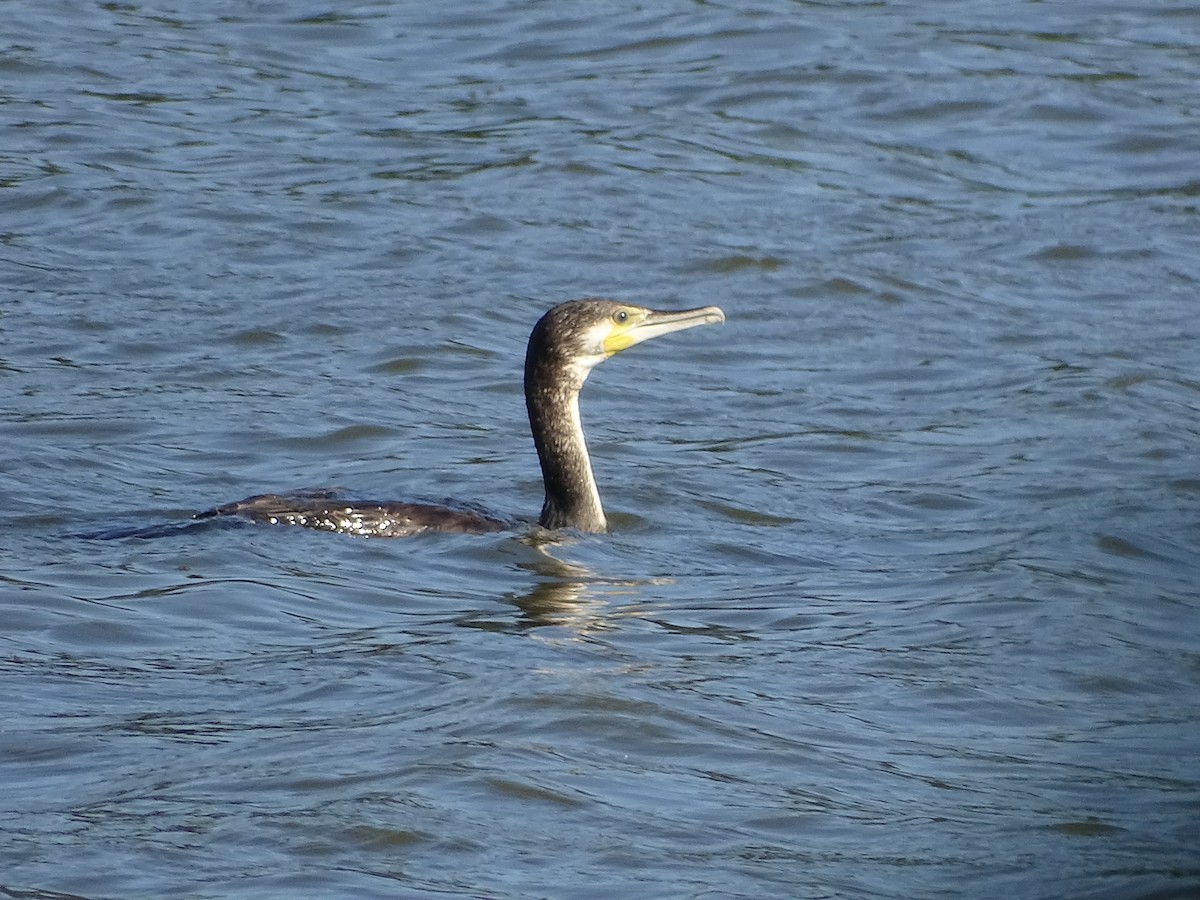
601,307,643,356
601,305,726,358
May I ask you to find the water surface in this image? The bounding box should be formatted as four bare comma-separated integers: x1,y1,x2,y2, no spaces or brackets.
2,1,1198,897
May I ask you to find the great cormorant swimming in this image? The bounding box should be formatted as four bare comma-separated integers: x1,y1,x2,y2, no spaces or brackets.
197,299,725,537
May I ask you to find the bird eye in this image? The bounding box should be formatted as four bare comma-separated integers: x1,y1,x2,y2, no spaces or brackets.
613,309,629,325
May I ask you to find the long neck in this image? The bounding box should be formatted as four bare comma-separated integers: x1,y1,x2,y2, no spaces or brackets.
525,362,607,533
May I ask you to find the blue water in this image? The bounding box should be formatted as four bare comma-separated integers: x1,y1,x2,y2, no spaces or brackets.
2,1,1198,897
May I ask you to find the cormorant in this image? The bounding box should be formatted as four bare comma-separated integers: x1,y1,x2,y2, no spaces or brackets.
198,299,725,537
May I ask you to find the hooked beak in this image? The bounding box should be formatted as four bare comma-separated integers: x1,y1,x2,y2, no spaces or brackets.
604,305,725,355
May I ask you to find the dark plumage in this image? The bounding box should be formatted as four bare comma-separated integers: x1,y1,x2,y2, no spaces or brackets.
199,298,724,537
195,490,508,537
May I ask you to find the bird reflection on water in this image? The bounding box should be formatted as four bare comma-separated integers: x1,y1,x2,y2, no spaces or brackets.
459,546,674,632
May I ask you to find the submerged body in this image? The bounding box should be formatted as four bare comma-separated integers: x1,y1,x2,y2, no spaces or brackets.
196,489,510,537
201,299,724,537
